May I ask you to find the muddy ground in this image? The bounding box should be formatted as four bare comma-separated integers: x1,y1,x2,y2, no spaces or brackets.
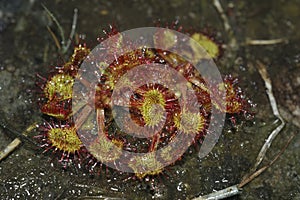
0,0,299,199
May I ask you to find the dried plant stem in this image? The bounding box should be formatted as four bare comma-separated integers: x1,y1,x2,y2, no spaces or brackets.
192,185,241,200
212,0,237,49
239,133,294,188
192,60,292,200
0,120,38,161
22,122,39,137
212,0,231,35
0,138,22,162
245,38,287,46
64,8,78,53
68,196,123,200
193,132,294,200
253,60,286,170
46,25,61,50
42,4,66,49
42,4,78,54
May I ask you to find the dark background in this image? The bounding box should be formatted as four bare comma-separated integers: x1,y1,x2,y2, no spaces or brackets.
0,0,299,199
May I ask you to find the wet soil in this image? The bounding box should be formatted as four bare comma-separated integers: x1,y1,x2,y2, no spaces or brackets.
0,0,299,199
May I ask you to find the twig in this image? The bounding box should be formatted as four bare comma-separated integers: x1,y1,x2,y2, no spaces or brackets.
42,4,78,54
212,0,232,35
192,133,294,200
43,43,50,62
47,25,61,50
239,133,295,188
253,60,286,170
212,0,237,48
0,117,38,145
192,60,292,199
42,4,66,49
73,197,123,200
245,38,287,46
64,8,78,53
192,185,241,200
0,138,22,162
22,122,39,137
